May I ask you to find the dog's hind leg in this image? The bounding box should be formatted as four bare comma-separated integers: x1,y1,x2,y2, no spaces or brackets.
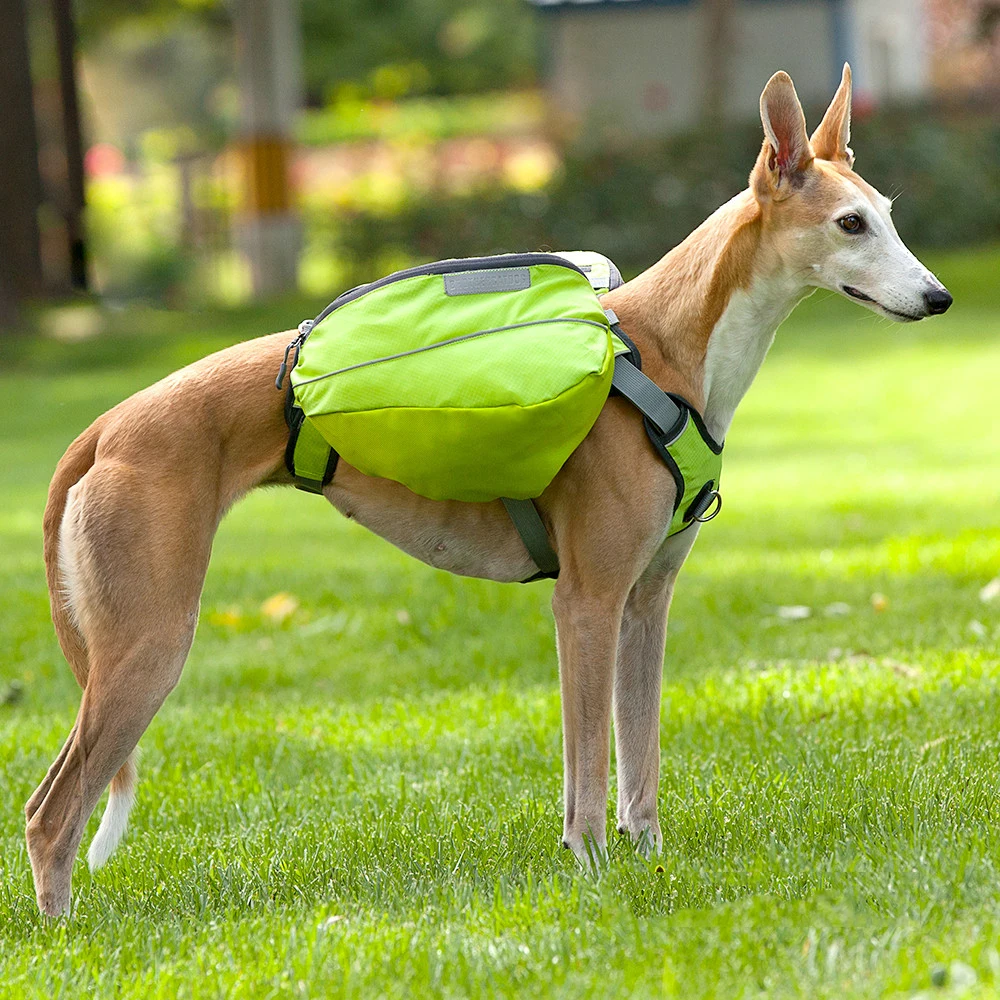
24,723,78,823
26,458,213,916
25,431,103,825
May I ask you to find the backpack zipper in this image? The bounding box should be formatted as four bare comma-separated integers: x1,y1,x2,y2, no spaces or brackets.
292,316,609,388
275,318,315,390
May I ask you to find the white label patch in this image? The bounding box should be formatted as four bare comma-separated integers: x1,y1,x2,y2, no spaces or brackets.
444,268,531,295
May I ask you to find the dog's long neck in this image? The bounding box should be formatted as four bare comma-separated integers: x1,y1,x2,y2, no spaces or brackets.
604,189,809,442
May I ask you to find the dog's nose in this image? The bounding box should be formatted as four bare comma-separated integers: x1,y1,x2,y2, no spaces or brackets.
924,287,953,315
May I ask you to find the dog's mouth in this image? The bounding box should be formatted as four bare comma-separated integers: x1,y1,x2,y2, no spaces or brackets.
842,285,875,304
842,285,922,322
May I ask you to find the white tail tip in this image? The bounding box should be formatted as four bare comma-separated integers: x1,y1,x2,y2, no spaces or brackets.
88,753,138,871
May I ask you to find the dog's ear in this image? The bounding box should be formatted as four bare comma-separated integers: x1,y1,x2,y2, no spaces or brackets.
752,71,813,202
811,63,854,166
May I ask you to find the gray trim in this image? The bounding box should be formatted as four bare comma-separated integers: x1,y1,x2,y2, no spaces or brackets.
293,317,608,387
302,253,588,330
607,259,623,290
444,268,531,296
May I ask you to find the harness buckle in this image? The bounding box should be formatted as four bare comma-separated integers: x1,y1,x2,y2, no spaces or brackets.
691,489,722,523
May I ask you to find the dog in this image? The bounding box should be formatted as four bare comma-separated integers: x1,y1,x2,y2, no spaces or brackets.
25,65,952,916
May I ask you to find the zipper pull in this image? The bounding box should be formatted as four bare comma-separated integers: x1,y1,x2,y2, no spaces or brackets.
275,319,314,390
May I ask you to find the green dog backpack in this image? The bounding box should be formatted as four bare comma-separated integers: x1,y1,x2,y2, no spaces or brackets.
287,252,629,503
278,250,723,574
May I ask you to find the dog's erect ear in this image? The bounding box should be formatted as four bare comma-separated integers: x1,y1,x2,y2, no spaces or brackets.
752,71,813,202
811,63,854,166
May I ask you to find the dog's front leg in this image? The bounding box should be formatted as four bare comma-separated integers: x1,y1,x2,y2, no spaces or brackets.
612,573,674,855
552,579,627,866
612,532,696,854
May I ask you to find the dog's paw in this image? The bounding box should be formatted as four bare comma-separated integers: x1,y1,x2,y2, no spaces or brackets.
616,818,662,859
562,830,608,874
36,890,72,918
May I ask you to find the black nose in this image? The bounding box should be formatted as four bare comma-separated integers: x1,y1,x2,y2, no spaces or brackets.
924,287,953,315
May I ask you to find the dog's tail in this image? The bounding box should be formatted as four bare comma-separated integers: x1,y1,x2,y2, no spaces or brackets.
88,751,138,870
43,418,141,868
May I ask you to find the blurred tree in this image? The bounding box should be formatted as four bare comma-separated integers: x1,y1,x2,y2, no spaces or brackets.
232,0,302,296
0,0,45,324
53,0,88,290
298,0,537,102
72,0,537,112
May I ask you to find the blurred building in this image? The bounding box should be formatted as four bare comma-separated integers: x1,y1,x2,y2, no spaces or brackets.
530,0,933,136
927,0,1000,93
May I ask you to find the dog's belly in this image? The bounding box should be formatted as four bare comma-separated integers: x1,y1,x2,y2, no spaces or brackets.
324,462,537,582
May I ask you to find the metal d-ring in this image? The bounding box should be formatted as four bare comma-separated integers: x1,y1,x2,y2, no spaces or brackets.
693,490,722,522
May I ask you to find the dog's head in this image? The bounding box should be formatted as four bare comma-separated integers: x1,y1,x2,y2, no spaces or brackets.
750,64,951,321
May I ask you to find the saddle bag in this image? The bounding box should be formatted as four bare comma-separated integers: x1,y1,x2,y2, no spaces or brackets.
287,252,629,503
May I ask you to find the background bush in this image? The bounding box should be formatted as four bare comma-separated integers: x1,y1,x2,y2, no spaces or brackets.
323,105,1000,285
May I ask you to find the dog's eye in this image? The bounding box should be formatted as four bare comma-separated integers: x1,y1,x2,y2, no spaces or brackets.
838,214,864,234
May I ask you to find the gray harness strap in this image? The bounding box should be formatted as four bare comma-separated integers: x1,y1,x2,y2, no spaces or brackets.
609,355,686,441
501,497,560,579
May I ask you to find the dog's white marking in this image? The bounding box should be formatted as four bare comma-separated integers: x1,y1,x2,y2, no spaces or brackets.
702,275,806,441
57,486,85,632
88,752,138,870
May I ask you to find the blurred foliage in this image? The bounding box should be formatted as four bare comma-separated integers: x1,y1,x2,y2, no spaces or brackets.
79,14,233,151
321,105,1000,286
87,165,192,300
298,91,544,146
72,0,537,116
83,102,1000,301
299,0,537,101
67,1,997,303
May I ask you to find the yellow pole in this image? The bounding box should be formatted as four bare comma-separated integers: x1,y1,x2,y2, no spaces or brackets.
233,0,301,296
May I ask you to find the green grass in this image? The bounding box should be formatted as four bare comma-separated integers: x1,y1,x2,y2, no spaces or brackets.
1,247,999,998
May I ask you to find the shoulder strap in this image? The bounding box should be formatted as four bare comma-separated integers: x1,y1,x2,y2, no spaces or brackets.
604,307,686,443
610,355,687,443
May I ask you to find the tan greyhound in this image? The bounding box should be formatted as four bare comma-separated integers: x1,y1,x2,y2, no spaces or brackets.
26,66,952,915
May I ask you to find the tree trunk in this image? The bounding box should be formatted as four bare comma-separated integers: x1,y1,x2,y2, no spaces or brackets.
0,0,45,326
52,0,88,291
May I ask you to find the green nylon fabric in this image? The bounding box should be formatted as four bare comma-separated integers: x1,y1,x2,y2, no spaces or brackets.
666,415,723,536
291,259,615,502
291,417,334,490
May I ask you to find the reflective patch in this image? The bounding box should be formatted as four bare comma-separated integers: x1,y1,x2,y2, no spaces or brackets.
444,268,531,296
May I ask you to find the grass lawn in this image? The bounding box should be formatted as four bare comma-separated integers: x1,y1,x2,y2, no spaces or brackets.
1,247,999,998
